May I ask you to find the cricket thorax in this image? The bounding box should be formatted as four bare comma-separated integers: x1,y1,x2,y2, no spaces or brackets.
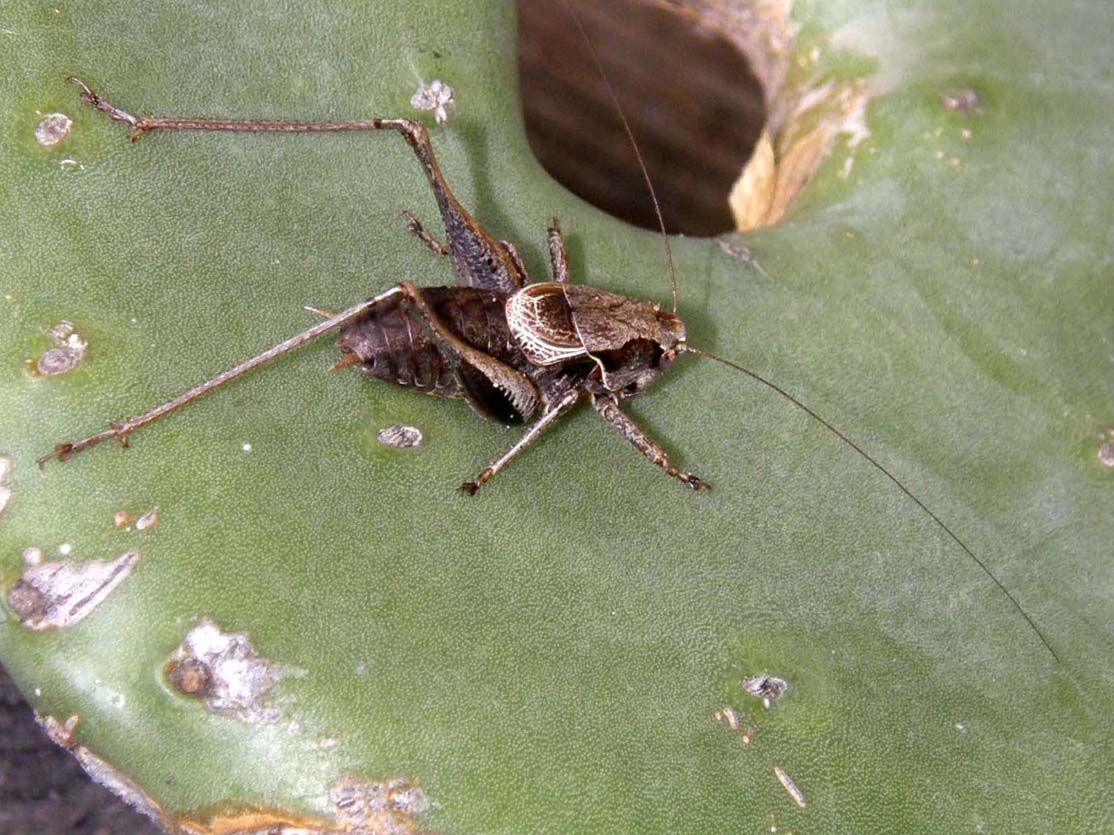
507,282,686,395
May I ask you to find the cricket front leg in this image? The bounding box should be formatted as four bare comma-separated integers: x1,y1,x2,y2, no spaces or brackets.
460,388,582,495
591,394,710,491
69,78,527,294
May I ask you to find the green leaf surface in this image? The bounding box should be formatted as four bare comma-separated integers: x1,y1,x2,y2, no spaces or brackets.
1,1,1111,832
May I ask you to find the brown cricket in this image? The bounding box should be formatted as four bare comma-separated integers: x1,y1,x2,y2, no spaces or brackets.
42,74,1057,660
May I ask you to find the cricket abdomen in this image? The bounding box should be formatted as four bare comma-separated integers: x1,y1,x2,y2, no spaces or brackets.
335,286,523,398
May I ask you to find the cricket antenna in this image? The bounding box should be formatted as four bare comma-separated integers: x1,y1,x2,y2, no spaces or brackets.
561,0,679,314
679,343,1060,662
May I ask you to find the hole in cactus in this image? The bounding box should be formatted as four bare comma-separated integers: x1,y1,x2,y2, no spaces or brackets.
518,0,768,236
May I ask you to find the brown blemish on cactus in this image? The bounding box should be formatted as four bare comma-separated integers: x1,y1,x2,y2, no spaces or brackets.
7,550,138,630
165,618,297,722
37,715,434,835
166,656,213,698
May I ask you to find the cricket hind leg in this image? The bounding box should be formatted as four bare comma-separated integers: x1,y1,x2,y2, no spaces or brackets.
38,292,402,466
591,394,710,491
69,78,528,294
460,387,582,495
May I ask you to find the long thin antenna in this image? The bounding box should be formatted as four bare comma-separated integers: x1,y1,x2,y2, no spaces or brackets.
560,0,679,314
680,344,1059,662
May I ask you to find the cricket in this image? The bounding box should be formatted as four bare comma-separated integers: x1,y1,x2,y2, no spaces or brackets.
39,35,1056,660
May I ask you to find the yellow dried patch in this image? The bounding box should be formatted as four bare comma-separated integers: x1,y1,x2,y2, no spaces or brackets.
728,129,776,230
178,809,330,835
733,77,870,230
175,775,432,834
691,0,872,231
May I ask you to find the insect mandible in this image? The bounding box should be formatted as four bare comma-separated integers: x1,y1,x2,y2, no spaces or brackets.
42,69,1057,660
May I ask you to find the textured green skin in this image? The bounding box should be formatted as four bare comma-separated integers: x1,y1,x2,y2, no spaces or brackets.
1,1,1111,832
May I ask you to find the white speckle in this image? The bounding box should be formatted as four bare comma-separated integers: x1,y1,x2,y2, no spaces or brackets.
33,321,88,376
35,112,72,146
714,706,740,731
313,737,339,750
58,543,72,555
377,423,423,449
961,128,973,140
166,618,298,723
58,158,84,171
22,547,43,566
0,486,9,516
1099,439,1114,467
33,688,42,698
355,662,368,676
9,550,139,630
0,457,10,481
934,149,945,160
942,89,982,113
955,722,968,733
135,507,159,531
410,79,454,125
241,442,252,452
742,672,789,706
129,317,137,324
774,766,807,808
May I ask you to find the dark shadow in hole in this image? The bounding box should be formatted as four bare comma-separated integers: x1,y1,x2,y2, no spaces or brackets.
518,0,767,237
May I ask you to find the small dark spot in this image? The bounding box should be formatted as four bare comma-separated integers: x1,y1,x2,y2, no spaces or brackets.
942,89,982,113
742,672,789,705
166,657,213,698
7,580,48,620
